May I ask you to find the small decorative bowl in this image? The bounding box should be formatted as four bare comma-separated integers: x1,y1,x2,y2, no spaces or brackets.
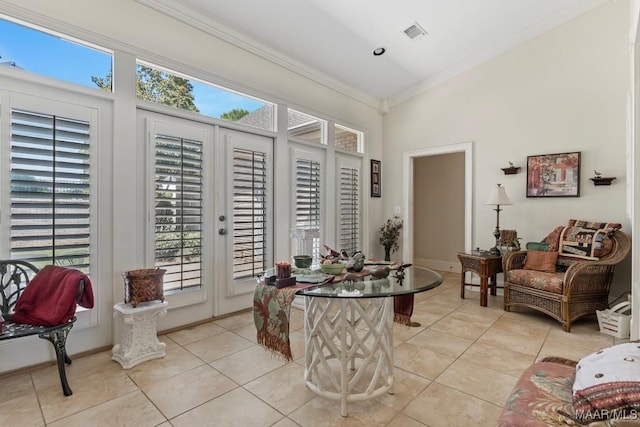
293,255,313,269
320,262,346,276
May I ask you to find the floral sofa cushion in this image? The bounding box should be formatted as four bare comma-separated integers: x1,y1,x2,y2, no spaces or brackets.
499,356,638,427
499,359,576,426
507,269,564,293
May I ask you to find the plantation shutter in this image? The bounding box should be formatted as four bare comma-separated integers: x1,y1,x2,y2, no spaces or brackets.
294,158,321,259
10,109,91,272
154,133,203,291
232,148,268,279
338,165,359,255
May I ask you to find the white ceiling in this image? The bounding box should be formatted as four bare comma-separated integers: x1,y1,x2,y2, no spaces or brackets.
140,0,607,107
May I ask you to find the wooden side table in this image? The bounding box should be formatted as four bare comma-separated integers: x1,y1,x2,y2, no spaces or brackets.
457,253,503,307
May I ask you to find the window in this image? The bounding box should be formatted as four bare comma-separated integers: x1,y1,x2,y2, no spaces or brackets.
0,17,112,91
153,133,203,292
334,124,362,153
337,159,360,255
292,154,321,261
134,62,274,130
288,109,325,144
232,148,268,279
10,109,91,272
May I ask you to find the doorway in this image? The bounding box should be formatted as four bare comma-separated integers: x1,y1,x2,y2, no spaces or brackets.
401,142,473,269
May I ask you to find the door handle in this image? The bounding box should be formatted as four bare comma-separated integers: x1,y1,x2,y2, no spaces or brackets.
218,228,227,235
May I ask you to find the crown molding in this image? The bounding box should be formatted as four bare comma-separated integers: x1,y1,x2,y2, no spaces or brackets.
135,0,380,109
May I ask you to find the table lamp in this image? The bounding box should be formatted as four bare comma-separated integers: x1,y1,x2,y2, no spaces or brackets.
486,183,513,255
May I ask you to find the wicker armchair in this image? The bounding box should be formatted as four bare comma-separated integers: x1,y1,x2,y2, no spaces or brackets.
503,230,630,332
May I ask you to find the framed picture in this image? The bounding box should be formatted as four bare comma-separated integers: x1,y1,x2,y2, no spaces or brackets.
371,159,381,197
526,151,581,197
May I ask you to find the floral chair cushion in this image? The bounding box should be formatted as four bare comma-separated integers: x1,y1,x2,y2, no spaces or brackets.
507,269,564,293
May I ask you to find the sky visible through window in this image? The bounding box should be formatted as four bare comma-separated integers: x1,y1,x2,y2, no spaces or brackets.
0,18,265,119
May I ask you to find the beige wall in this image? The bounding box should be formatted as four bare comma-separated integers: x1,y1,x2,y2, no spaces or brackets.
384,0,632,296
413,153,465,269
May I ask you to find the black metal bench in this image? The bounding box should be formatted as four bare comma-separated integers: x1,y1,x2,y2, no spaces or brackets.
0,260,86,396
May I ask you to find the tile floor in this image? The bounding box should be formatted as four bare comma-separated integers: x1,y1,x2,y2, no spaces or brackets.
0,271,628,426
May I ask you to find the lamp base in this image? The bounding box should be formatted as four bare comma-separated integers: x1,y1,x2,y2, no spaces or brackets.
489,246,500,256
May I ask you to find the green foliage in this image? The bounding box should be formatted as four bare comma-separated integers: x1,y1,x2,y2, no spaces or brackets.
220,108,249,121
91,73,112,91
155,229,201,260
379,215,403,253
92,66,199,112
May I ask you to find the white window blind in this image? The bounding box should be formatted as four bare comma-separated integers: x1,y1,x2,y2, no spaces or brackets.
338,165,360,255
154,133,203,291
232,148,267,279
294,158,321,260
10,109,91,273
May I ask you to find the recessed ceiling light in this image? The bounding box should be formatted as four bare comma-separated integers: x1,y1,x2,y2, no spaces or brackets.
373,47,386,56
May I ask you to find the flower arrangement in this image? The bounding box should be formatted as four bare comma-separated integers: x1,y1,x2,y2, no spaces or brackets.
379,215,403,260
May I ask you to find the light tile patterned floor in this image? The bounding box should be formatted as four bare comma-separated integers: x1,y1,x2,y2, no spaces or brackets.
0,271,627,426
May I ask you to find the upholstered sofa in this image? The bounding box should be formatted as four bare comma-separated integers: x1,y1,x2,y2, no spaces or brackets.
499,344,640,426
503,219,631,332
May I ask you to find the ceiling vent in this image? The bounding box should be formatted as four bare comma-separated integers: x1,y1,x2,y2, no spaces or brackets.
403,22,427,40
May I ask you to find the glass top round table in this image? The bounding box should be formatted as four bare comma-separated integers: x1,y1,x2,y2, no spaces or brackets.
295,265,443,417
295,264,443,298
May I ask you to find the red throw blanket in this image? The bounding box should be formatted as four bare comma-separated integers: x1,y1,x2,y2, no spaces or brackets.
11,265,94,327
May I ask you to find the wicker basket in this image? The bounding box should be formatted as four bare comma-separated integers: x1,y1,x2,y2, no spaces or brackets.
123,268,166,308
597,301,631,338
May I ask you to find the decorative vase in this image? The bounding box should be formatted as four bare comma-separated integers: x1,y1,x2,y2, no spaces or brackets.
384,246,391,262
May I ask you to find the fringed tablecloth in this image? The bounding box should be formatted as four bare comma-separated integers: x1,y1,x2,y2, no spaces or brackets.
253,274,418,361
393,294,414,325
253,282,320,361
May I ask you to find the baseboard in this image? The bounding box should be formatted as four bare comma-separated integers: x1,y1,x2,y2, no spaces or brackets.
413,258,460,273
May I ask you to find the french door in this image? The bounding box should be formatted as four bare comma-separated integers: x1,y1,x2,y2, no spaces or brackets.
144,113,273,318
216,128,273,315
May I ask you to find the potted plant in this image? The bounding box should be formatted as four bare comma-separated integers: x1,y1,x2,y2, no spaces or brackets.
379,215,403,261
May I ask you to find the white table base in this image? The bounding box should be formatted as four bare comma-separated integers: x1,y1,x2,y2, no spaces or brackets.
112,301,168,369
303,296,394,417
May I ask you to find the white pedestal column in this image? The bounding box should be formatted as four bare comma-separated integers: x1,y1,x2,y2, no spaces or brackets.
112,301,168,369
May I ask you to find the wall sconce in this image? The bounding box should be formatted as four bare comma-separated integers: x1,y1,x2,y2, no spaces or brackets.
486,184,513,255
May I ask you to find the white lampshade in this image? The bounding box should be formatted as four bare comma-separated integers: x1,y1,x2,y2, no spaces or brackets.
486,184,513,206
